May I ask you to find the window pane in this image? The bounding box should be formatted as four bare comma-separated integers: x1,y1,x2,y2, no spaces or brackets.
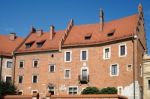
50,65,54,72
6,77,12,83
7,61,12,68
20,61,24,68
65,70,70,78
111,65,117,75
82,69,87,80
105,48,109,58
120,45,125,56
82,51,87,60
33,76,37,83
33,60,38,67
69,87,77,95
66,52,70,61
19,76,23,83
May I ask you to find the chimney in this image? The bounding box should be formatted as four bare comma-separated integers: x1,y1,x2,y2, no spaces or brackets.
50,25,55,40
99,8,104,32
37,29,43,37
31,26,36,33
9,33,16,41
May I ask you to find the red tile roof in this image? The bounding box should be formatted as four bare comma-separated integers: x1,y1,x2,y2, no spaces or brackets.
0,35,23,56
63,14,138,47
16,30,64,53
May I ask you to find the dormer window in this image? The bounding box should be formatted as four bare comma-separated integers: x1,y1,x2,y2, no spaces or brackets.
85,33,92,40
36,40,46,48
107,29,115,37
25,41,35,48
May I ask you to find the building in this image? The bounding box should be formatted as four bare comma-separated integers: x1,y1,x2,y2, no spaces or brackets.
143,54,150,99
0,33,23,82
14,4,147,99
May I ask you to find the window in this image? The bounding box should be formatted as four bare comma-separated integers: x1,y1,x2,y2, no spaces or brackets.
19,61,24,68
84,33,92,40
32,75,38,83
110,64,119,76
103,47,110,59
80,50,88,61
33,60,38,68
148,80,150,90
18,75,23,83
80,67,88,81
64,69,71,79
127,64,132,71
68,86,78,95
36,40,46,48
49,64,55,72
25,41,35,48
65,51,72,62
32,90,38,94
5,76,12,83
117,86,123,95
6,61,12,68
119,44,127,57
48,86,55,95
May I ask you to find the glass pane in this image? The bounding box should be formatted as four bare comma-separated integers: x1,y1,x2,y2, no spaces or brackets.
50,65,54,72
112,65,117,75
105,48,109,58
7,61,12,68
120,45,125,55
66,52,70,61
82,51,86,60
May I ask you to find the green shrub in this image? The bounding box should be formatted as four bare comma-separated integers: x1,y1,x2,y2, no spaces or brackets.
81,87,100,94
99,87,117,94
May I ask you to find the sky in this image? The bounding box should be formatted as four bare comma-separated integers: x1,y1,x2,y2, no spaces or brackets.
0,0,150,53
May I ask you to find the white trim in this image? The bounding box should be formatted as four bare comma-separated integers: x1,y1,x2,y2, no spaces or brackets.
19,60,24,68
80,67,89,76
48,86,55,95
5,59,13,68
32,59,39,68
110,63,119,76
4,75,12,82
64,51,72,62
119,43,127,57
126,64,132,71
117,86,123,95
49,64,56,72
103,47,111,60
140,64,143,77
64,69,71,79
32,75,38,83
31,90,38,95
68,86,78,95
80,49,88,61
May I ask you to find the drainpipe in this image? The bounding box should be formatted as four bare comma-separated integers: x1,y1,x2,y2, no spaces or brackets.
12,55,16,85
0,56,3,81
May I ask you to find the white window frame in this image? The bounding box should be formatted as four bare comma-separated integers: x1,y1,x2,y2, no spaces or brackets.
119,43,127,57
5,59,13,68
32,59,39,68
80,67,89,77
49,64,56,72
68,86,78,95
31,90,38,95
32,75,38,83
110,64,119,76
19,60,24,68
4,75,12,82
80,49,88,61
64,51,72,62
64,69,71,79
103,47,111,60
126,64,132,71
18,75,23,84
117,86,123,95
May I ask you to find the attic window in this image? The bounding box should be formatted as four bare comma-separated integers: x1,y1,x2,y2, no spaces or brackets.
25,41,35,48
85,33,92,40
36,40,46,48
107,29,115,37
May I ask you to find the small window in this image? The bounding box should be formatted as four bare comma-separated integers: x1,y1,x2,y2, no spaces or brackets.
84,33,92,40
32,90,38,94
19,61,24,68
107,29,115,37
18,90,23,95
6,61,12,68
127,64,132,71
80,50,88,61
68,86,78,95
36,40,46,48
117,87,123,95
103,47,110,59
32,75,38,83
65,51,72,62
119,44,127,57
33,60,38,68
49,64,55,72
18,75,23,83
25,41,35,48
5,76,12,83
48,86,55,95
148,80,150,90
64,69,71,79
110,64,119,76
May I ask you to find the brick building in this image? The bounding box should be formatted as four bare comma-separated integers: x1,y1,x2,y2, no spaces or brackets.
0,33,23,82
14,4,147,99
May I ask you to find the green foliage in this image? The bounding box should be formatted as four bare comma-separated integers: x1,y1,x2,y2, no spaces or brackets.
99,87,117,94
81,87,100,94
0,81,17,95
81,87,117,94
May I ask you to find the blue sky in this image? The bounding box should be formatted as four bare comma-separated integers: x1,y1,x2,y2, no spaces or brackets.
0,0,150,53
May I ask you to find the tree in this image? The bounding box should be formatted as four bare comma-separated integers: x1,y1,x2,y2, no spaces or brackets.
0,81,17,95
81,87,100,94
99,87,117,94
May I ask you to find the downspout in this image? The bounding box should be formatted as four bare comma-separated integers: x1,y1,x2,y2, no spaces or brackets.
0,56,3,81
12,54,16,85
